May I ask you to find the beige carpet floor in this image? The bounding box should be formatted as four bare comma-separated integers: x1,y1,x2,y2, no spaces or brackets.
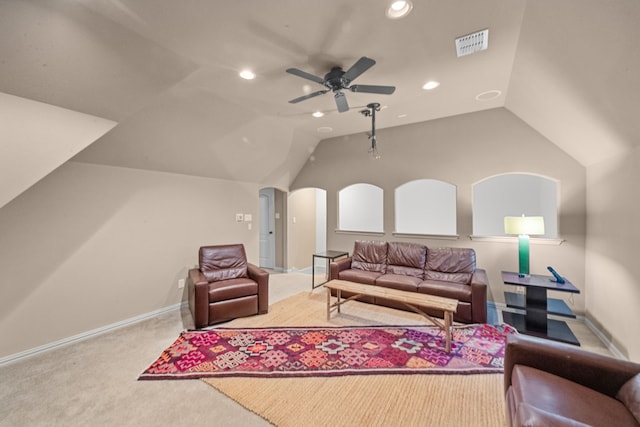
203,292,507,427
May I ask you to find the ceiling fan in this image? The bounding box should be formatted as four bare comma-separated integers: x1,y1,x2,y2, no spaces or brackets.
286,57,395,113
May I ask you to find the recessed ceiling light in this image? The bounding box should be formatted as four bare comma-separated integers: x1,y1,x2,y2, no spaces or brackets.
239,69,255,80
317,126,333,133
397,114,408,118
475,90,502,101
312,111,324,118
386,0,413,19
422,81,440,90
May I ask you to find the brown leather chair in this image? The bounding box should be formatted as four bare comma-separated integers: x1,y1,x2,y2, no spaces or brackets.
504,334,640,426
187,244,269,328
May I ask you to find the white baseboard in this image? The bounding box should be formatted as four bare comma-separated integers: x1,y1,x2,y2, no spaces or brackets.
493,301,626,360
0,302,187,366
2,299,627,365
583,316,626,359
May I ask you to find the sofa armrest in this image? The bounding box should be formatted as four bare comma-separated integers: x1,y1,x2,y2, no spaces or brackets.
187,268,209,328
188,268,208,286
329,257,353,280
247,263,269,314
470,268,488,323
504,334,640,397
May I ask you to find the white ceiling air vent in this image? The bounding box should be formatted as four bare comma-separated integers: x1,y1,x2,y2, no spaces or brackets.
455,29,489,57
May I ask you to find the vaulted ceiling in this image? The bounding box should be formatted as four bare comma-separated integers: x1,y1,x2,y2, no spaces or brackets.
1,0,639,205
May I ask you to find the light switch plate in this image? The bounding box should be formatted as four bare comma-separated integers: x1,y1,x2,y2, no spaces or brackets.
235,213,244,222
244,214,252,222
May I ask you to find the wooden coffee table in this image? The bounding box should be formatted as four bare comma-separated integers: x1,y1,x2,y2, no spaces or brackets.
324,279,458,352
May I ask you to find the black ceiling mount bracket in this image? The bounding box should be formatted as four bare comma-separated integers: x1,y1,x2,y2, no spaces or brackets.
360,103,382,159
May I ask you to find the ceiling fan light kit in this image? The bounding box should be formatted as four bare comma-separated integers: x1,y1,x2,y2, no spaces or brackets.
286,57,396,113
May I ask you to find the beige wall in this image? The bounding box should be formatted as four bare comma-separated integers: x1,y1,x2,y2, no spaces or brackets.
0,161,260,359
586,148,640,361
292,108,587,314
5,106,637,364
287,189,317,271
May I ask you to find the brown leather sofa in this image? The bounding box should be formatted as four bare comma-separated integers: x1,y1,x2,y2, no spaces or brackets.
187,244,269,328
329,240,487,323
505,334,640,427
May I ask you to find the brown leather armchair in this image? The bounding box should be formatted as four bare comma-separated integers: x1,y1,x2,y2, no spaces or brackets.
187,244,269,328
504,334,640,427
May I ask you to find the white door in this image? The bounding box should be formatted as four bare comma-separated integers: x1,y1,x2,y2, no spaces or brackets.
259,189,275,269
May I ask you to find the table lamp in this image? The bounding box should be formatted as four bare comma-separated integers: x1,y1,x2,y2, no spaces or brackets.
504,215,545,276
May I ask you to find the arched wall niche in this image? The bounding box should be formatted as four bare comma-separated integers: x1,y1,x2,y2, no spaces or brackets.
473,173,558,238
394,179,457,236
337,183,384,233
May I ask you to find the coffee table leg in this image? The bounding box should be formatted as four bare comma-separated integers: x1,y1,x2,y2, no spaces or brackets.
445,311,452,353
337,290,341,313
326,288,330,320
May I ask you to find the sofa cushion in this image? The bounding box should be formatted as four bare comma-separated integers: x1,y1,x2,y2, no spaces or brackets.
425,247,475,284
386,242,427,278
375,274,421,292
208,278,257,302
617,373,640,423
351,241,388,273
338,269,382,285
511,365,637,427
418,280,472,302
200,244,248,282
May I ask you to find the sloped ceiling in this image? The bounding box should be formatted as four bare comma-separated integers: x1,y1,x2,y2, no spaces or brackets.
1,0,639,202
0,92,116,208
507,0,640,165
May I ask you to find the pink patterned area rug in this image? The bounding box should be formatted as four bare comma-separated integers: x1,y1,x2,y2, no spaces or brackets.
139,323,516,380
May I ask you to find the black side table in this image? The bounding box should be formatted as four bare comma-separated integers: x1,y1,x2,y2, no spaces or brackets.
312,250,349,289
501,271,581,345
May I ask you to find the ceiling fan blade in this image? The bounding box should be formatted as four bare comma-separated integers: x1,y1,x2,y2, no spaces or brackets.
350,84,396,95
286,68,325,85
335,91,349,113
288,90,329,104
343,57,376,83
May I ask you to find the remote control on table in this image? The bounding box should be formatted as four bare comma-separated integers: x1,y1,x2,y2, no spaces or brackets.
547,266,565,284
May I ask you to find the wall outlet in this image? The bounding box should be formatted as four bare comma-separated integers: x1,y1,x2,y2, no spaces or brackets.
516,286,525,294
177,278,185,289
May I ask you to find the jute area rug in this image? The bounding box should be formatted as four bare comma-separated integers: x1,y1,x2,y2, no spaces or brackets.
202,291,507,427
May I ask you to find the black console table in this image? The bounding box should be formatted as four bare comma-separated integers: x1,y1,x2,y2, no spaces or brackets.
311,250,349,289
501,271,581,346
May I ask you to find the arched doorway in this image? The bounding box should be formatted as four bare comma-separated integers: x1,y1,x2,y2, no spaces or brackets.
287,187,327,272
